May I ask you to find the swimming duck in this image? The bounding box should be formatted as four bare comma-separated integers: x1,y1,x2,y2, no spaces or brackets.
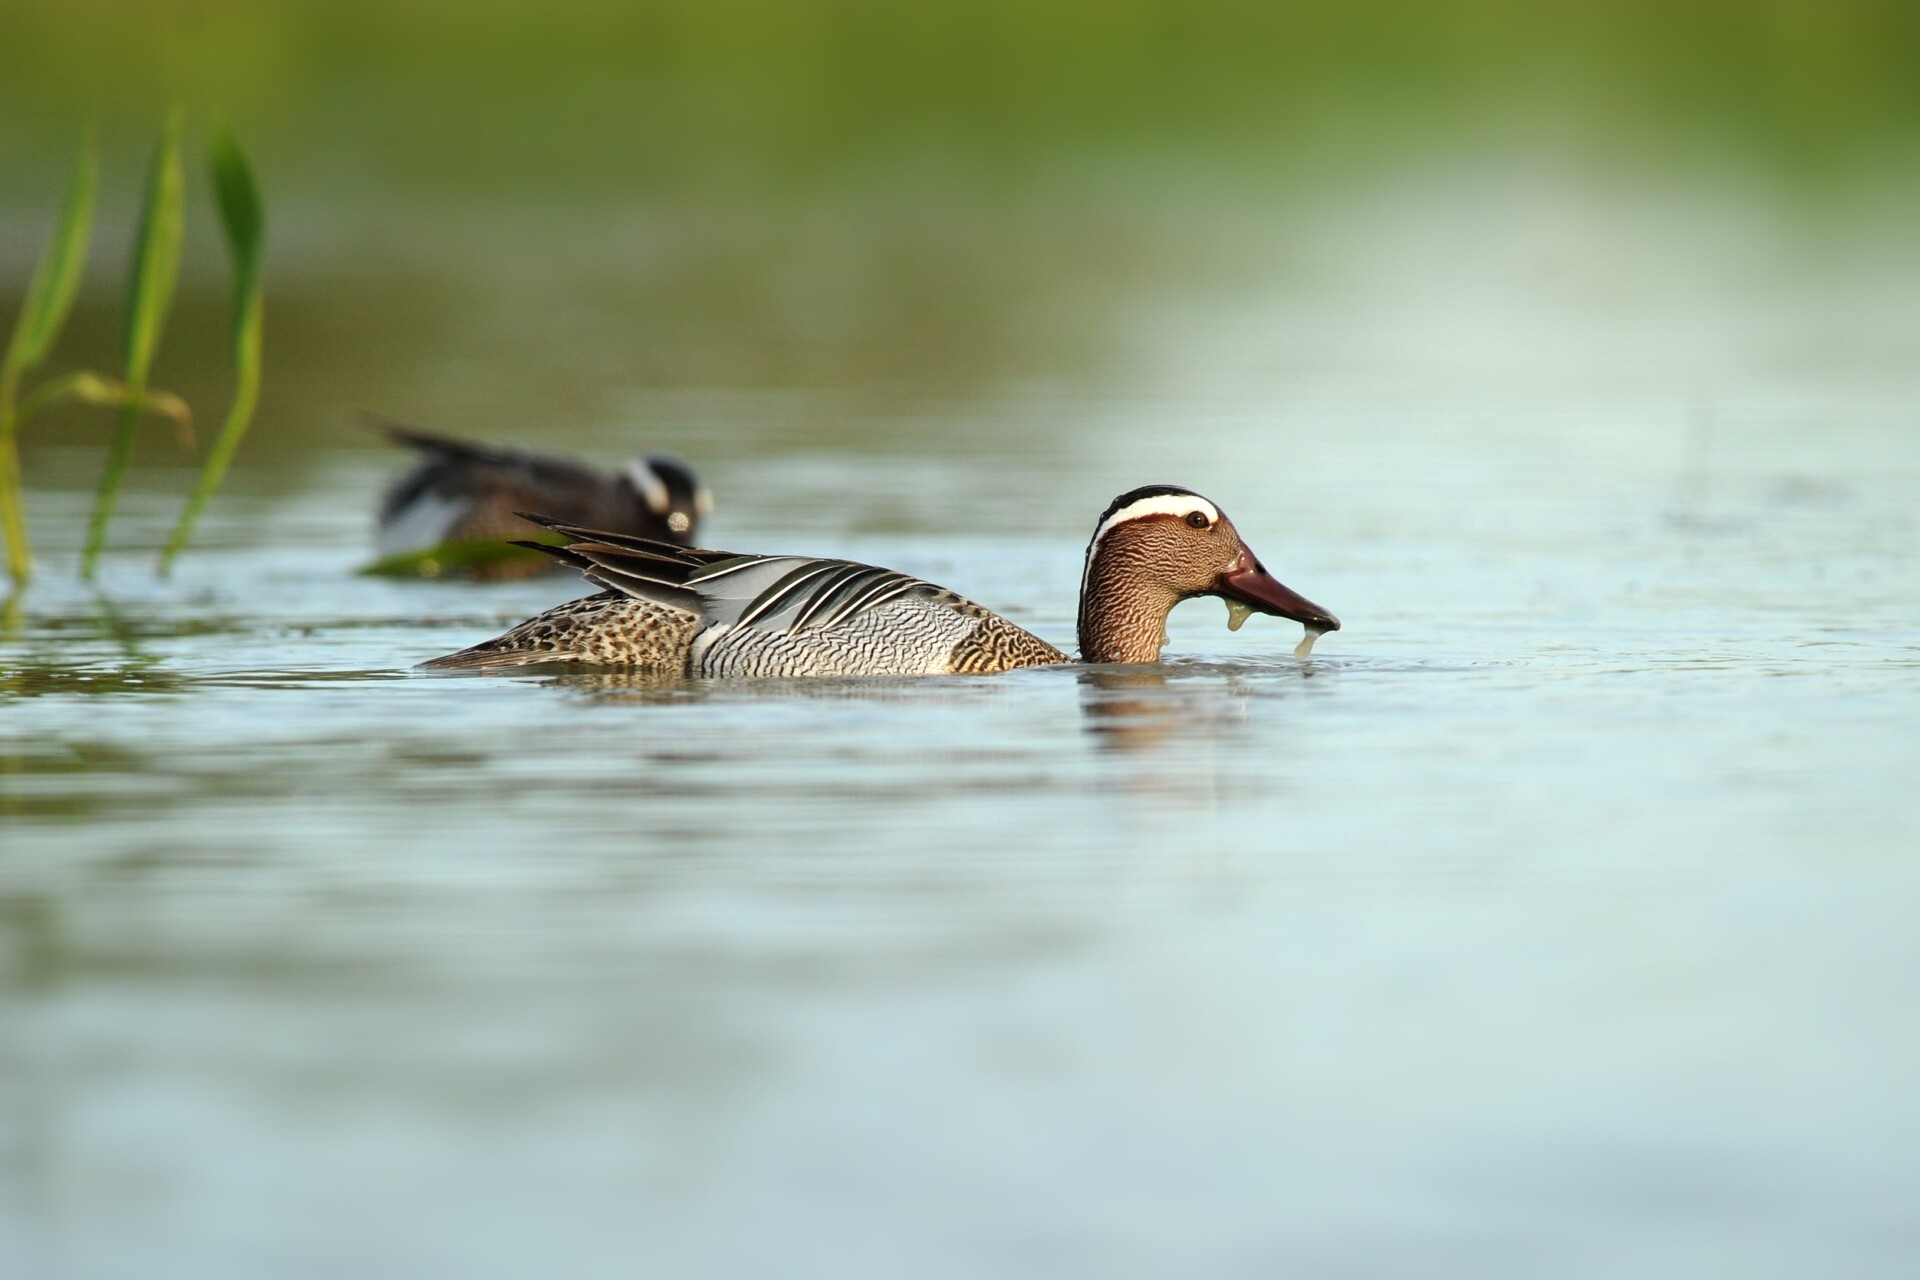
374,419,711,579
423,485,1338,674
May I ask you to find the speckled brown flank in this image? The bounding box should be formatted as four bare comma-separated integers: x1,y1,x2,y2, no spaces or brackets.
422,592,699,671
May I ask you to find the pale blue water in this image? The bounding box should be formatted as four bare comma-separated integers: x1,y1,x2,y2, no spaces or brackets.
4,178,1920,1277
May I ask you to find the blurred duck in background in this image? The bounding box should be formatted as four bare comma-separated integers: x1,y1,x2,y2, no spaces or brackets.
372,419,712,580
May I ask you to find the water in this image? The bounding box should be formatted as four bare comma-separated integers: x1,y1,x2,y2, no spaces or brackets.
4,175,1920,1277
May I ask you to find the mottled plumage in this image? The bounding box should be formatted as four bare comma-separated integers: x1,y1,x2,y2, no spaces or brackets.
374,420,710,580
422,592,699,670
423,487,1339,677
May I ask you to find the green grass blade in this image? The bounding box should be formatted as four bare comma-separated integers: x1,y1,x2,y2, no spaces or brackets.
122,108,189,387
18,371,193,434
161,122,265,574
2,140,97,389
0,437,29,585
1,137,98,587
208,122,265,313
82,108,187,580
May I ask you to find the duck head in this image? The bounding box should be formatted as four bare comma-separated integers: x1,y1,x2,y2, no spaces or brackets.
1077,485,1340,664
621,454,713,542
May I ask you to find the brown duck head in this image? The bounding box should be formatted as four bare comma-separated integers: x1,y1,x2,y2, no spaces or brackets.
1076,485,1340,664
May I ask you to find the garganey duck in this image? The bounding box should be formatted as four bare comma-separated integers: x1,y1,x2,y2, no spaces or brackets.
374,420,711,579
423,485,1339,674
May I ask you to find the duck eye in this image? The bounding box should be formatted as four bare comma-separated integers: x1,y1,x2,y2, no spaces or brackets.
1186,511,1210,529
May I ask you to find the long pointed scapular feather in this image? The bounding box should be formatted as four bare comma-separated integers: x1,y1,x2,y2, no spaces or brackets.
522,516,953,640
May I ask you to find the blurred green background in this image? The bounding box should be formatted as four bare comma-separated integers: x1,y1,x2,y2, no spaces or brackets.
7,0,1918,192
4,0,1917,491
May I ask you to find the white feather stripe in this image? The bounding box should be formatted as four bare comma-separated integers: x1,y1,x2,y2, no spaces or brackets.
621,459,671,514
1078,489,1223,610
824,570,915,617
584,559,695,592
377,491,467,555
814,577,918,631
687,554,806,585
570,541,690,569
733,562,848,629
687,620,729,671
1088,492,1220,548
791,564,882,629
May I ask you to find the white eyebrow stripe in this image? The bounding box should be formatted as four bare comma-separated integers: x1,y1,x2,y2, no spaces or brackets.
1079,492,1222,609
1088,493,1220,549
623,459,671,514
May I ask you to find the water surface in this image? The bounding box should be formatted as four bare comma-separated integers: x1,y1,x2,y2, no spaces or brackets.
4,176,1920,1277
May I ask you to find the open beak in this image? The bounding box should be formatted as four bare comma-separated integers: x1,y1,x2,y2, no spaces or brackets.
1216,554,1341,632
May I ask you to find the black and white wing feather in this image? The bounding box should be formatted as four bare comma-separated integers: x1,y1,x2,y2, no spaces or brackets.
514,516,951,638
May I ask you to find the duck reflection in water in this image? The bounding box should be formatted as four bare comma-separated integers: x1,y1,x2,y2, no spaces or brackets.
1075,662,1286,754
1076,664,1327,832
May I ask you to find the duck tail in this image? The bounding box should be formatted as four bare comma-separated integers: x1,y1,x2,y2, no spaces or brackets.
417,642,559,671
365,413,517,466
